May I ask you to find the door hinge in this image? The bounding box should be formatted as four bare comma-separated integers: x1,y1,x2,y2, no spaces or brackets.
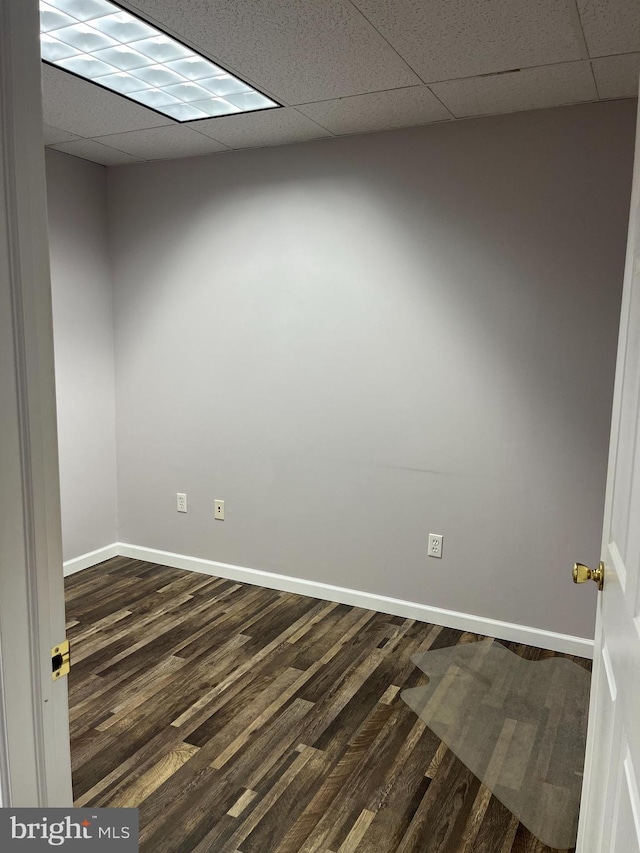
51,639,70,681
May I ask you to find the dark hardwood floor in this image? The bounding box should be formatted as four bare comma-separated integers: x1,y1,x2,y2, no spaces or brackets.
65,557,590,853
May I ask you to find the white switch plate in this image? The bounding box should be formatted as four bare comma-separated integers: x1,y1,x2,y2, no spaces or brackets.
428,533,443,558
214,499,225,520
177,493,187,513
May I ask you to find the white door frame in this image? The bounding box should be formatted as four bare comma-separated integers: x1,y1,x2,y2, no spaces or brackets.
0,0,73,807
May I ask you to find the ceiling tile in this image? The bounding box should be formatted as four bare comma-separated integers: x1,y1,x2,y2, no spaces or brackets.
351,0,584,83
577,0,640,58
298,86,452,135
43,124,79,146
42,64,173,138
592,53,640,99
431,62,598,118
94,125,229,159
125,0,420,104
48,139,143,166
192,107,332,149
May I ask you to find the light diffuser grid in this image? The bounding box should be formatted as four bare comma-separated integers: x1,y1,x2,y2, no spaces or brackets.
40,0,279,122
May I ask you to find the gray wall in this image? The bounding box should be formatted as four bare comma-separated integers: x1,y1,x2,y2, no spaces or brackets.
46,149,118,561
107,100,634,639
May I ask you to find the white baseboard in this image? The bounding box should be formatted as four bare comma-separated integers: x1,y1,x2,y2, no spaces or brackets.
116,542,594,659
63,543,120,576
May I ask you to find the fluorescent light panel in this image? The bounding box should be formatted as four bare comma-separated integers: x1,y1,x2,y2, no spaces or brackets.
40,0,278,122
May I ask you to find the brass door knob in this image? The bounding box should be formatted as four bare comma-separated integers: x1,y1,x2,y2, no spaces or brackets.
573,561,605,591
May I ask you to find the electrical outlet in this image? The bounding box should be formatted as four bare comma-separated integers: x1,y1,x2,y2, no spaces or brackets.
214,499,225,520
177,493,187,513
428,533,443,558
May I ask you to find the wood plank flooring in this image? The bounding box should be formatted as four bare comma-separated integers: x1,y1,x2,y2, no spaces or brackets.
65,557,591,853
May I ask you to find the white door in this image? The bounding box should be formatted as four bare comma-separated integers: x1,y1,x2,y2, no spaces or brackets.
575,97,640,851
0,0,73,806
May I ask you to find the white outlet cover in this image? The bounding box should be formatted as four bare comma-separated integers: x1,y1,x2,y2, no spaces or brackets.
214,499,225,520
177,492,187,513
428,533,443,558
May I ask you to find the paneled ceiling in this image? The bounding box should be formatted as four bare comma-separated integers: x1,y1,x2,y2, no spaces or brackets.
43,0,640,165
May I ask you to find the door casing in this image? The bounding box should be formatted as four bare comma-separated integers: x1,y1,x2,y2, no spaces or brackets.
0,0,73,807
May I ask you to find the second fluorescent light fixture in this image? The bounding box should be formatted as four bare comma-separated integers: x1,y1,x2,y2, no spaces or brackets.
40,0,279,122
